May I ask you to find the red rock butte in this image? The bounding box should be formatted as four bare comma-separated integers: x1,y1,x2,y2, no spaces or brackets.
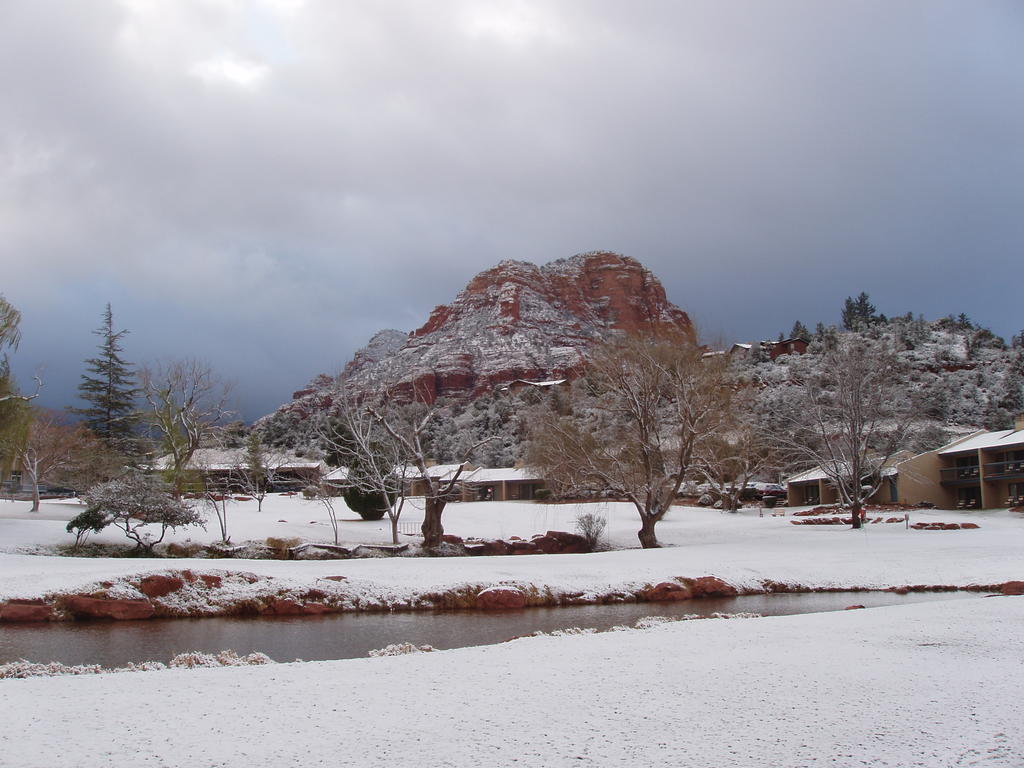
334,251,695,403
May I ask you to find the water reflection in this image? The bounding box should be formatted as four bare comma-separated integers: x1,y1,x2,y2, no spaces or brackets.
0,591,976,667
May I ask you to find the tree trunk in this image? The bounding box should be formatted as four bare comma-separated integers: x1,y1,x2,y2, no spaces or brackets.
637,515,660,548
390,515,399,545
25,463,40,512
422,497,446,548
850,502,863,529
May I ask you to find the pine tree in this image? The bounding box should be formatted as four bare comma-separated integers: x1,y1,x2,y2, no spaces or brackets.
841,292,879,331
790,321,810,341
72,305,138,452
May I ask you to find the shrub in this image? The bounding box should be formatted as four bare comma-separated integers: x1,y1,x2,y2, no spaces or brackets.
343,486,389,521
265,537,302,559
368,642,435,657
66,506,109,552
574,512,607,550
81,473,204,554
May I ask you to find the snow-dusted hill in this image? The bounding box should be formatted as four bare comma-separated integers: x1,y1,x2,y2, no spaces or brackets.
259,251,696,442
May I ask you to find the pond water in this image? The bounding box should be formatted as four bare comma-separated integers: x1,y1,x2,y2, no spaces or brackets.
0,591,978,667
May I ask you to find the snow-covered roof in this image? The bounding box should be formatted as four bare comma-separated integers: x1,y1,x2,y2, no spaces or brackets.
937,429,1024,455
323,466,350,482
498,378,568,390
153,448,324,472
787,462,899,484
462,467,543,483
787,466,830,484
405,463,475,480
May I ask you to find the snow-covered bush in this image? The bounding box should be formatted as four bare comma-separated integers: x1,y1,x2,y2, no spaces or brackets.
168,650,273,668
81,472,205,554
65,505,108,551
368,643,435,657
0,650,274,678
573,512,607,550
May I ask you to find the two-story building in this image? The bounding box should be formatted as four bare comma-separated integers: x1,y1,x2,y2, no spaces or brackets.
785,414,1024,509
935,415,1024,508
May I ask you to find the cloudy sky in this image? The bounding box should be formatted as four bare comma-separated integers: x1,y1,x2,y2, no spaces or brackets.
3,1,1022,420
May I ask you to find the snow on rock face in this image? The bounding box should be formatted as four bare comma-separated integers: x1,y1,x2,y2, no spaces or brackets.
475,586,528,610
341,251,695,403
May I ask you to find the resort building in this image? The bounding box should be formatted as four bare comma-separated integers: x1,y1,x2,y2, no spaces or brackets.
785,414,1024,509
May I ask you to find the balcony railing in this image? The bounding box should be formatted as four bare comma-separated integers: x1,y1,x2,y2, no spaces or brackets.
982,460,1024,479
940,466,980,483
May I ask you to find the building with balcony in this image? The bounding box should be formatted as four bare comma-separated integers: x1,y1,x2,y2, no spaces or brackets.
936,415,1024,509
785,414,1024,510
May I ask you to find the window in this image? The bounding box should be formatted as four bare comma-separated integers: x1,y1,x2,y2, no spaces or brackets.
957,486,980,508
955,456,980,480
1009,483,1024,505
803,485,820,505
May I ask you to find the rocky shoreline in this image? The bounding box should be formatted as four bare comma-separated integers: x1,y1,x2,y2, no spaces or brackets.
2,568,1020,623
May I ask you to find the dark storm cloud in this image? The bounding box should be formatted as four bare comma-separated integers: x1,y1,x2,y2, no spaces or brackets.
3,1,1022,418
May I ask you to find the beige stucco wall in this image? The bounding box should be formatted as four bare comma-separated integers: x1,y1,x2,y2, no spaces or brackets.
893,451,957,508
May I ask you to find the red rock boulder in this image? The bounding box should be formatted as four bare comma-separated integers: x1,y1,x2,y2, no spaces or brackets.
139,575,185,599
476,586,527,610
689,576,739,599
471,539,511,556
1001,581,1024,596
508,540,540,555
266,599,304,615
0,599,54,622
301,603,333,615
64,596,155,621
543,530,590,553
644,582,692,602
199,574,223,589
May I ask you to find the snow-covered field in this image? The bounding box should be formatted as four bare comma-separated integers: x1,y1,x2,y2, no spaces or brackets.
0,597,1020,767
1,495,1022,602
2,496,1023,766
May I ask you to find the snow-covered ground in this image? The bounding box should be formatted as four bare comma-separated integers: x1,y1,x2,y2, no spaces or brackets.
2,495,1022,766
0,597,1020,767
1,495,1022,602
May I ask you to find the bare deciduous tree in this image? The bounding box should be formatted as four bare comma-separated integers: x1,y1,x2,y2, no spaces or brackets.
529,338,731,548
141,359,232,496
317,391,412,545
764,339,917,528
310,482,343,546
231,433,303,513
694,396,777,512
365,396,493,549
1,409,94,511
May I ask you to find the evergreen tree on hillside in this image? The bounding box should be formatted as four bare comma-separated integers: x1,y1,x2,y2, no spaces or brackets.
72,305,138,452
790,321,810,341
841,292,880,331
